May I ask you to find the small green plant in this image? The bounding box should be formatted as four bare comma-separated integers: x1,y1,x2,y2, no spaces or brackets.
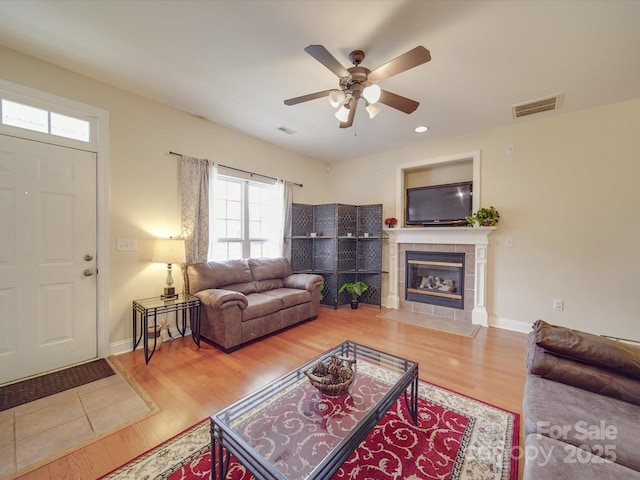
338,281,369,300
466,206,500,227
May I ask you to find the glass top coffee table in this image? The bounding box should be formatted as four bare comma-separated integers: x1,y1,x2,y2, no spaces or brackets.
210,340,419,480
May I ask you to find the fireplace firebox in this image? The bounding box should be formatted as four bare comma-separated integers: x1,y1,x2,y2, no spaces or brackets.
405,251,465,309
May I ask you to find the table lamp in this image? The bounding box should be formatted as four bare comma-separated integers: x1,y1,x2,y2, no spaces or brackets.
152,237,186,299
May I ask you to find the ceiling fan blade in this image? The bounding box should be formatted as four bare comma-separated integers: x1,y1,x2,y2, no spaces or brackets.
304,45,351,78
379,89,420,114
339,98,358,128
368,46,431,83
284,90,333,106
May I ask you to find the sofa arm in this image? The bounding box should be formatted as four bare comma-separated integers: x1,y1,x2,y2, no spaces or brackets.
283,273,324,292
196,288,248,310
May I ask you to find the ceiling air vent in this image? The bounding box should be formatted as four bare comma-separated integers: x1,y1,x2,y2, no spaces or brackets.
512,93,562,119
276,126,297,135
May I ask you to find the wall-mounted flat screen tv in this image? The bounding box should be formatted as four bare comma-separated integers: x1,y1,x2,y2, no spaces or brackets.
406,181,473,226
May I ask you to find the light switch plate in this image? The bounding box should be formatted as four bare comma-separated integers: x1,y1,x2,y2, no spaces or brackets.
116,239,137,251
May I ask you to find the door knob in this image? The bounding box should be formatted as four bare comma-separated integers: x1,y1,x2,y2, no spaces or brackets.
84,254,94,261
83,269,94,277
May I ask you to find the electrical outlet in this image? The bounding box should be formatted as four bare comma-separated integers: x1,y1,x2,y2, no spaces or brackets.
552,299,564,311
116,239,137,251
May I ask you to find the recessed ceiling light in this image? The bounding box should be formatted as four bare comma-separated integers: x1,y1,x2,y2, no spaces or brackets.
415,126,429,133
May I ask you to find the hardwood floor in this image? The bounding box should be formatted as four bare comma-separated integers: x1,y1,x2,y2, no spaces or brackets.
16,306,529,480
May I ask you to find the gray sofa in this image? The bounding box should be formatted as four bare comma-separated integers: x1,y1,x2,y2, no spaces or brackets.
185,257,323,352
523,320,640,479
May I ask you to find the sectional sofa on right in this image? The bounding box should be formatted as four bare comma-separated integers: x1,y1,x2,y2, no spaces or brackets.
523,320,640,479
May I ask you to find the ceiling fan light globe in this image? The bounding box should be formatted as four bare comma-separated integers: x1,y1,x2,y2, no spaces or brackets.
366,103,381,119
328,90,346,108
335,105,350,122
362,84,381,104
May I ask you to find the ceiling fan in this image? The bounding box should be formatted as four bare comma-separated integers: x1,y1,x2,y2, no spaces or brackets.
284,45,431,128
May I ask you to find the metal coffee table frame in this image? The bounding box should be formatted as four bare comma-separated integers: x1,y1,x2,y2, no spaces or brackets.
210,340,419,480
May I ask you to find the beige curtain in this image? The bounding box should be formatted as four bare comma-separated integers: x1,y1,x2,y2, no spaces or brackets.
180,156,212,265
281,180,294,259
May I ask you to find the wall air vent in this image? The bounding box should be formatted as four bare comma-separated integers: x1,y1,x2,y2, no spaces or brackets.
512,93,562,119
276,126,297,135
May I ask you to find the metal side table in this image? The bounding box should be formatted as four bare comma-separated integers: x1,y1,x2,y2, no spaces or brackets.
133,293,201,364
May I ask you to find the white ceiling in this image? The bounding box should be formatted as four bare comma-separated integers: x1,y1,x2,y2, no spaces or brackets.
0,0,639,163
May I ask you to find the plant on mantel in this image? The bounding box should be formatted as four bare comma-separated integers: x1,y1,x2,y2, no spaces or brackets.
466,206,500,227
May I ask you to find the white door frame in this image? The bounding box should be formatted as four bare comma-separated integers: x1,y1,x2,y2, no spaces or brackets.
0,78,110,360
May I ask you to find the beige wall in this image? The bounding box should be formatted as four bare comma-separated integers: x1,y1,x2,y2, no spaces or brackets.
325,100,640,337
404,161,473,189
2,44,638,345
0,45,328,347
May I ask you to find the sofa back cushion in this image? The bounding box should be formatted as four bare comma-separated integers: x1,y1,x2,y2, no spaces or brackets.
187,259,253,294
248,257,292,281
253,279,284,292
533,320,640,379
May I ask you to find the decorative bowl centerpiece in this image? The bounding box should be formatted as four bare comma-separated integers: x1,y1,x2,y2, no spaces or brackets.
305,355,356,397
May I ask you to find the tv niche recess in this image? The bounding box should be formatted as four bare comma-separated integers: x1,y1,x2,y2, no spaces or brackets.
405,181,473,227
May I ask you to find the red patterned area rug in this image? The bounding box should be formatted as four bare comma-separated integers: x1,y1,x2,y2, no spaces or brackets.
101,381,519,480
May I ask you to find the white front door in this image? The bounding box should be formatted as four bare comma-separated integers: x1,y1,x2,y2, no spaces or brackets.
0,134,97,384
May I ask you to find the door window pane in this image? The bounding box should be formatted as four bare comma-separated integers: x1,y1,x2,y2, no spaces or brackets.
51,112,90,142
2,99,48,133
1,99,91,143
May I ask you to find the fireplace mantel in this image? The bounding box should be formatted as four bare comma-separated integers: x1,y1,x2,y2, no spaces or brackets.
385,227,495,326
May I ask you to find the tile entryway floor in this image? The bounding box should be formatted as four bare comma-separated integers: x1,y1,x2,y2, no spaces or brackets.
0,360,156,478
379,309,481,337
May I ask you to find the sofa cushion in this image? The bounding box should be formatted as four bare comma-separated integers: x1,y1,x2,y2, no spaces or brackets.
526,333,640,405
262,288,311,309
248,257,292,281
187,259,253,292
524,374,640,471
242,293,282,322
253,279,284,292
533,320,640,379
524,434,640,480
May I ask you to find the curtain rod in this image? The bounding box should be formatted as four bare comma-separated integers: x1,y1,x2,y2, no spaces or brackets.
169,151,303,187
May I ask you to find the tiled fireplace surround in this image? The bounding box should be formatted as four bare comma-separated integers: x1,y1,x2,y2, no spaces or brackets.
386,227,495,327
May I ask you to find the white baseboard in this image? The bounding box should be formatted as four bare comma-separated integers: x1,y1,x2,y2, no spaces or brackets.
490,316,531,334
109,326,193,357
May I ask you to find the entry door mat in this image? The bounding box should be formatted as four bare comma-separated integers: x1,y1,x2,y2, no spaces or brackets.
0,359,115,412
101,380,519,480
379,309,481,337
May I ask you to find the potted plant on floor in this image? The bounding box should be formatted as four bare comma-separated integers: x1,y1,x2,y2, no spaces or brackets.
338,281,369,309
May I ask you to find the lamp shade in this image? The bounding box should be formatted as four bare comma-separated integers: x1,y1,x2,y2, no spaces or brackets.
152,238,186,265
365,102,381,119
328,90,346,108
362,84,381,104
334,105,350,122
